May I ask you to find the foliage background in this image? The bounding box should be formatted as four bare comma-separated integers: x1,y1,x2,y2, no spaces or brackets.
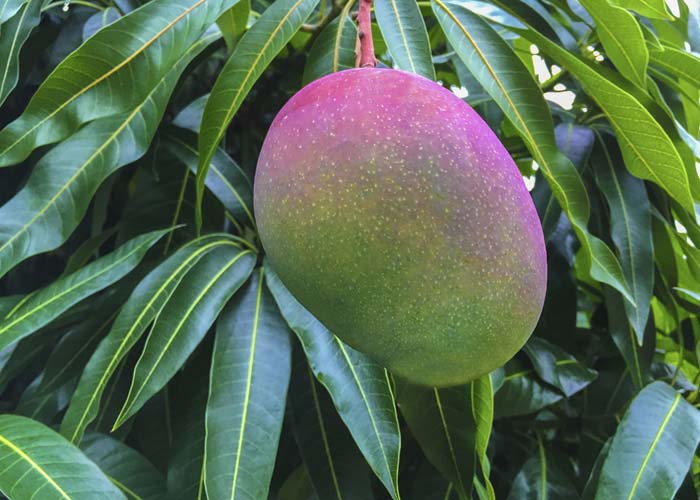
0,0,699,498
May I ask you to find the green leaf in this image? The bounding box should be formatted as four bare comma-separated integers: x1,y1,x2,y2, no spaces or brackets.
0,414,125,499
375,0,435,79
591,131,654,341
302,14,357,85
289,349,373,500
205,268,292,500
395,381,476,499
163,129,256,229
507,442,578,500
579,0,648,88
82,7,122,40
217,0,251,52
0,229,168,351
0,33,217,277
167,353,209,500
0,0,26,25
595,381,700,499
610,0,672,19
432,0,633,302
523,337,597,397
472,374,495,500
60,234,240,445
649,45,700,87
81,432,166,500
514,24,695,215
0,0,41,107
494,360,563,418
266,265,401,499
602,289,654,390
196,0,320,229
0,0,236,167
114,245,255,427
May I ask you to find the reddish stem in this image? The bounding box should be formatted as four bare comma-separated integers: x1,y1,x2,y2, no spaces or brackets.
356,0,376,67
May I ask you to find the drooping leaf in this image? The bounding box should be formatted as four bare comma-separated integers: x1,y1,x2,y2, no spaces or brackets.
603,289,654,389
648,45,700,88
0,229,169,351
515,24,695,215
523,337,597,397
205,268,292,500
217,0,251,52
163,129,256,229
432,0,633,302
302,14,357,84
507,445,578,500
494,359,563,418
375,0,435,79
579,0,648,88
595,382,700,500
266,265,401,499
0,0,41,107
60,234,240,445
196,0,320,229
610,0,672,19
114,245,255,426
591,130,654,342
81,432,167,500
0,0,236,167
0,414,125,499
395,380,476,499
0,33,217,277
289,348,374,500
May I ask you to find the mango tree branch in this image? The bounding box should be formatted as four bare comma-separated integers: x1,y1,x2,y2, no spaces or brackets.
355,0,376,67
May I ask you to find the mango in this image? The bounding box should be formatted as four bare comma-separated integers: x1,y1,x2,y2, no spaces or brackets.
254,68,546,387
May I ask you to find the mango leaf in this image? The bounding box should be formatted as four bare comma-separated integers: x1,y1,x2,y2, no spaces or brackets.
395,380,476,499
648,45,700,87
603,289,654,390
579,0,647,88
515,25,695,215
266,265,401,499
217,0,251,52
523,337,597,397
82,7,122,41
0,414,125,499
278,465,319,500
81,432,167,500
472,374,495,500
375,0,435,79
167,352,209,500
114,245,255,427
0,0,236,167
205,268,292,500
0,32,217,277
0,0,41,107
595,382,700,499
610,0,672,19
0,229,168,351
60,234,240,445
591,131,654,341
289,349,374,500
0,0,26,25
163,129,256,229
302,14,357,84
494,360,563,418
196,0,320,229
507,445,578,500
433,0,633,302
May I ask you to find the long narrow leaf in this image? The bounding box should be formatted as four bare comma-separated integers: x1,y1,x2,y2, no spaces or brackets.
266,265,401,499
196,0,320,229
0,0,40,107
205,268,292,500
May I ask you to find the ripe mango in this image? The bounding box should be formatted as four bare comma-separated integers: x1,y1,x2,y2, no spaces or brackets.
254,68,546,387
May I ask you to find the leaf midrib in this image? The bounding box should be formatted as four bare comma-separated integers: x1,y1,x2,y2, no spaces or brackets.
0,0,209,158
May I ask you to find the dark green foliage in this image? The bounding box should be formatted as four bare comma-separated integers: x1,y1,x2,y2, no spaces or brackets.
0,0,698,498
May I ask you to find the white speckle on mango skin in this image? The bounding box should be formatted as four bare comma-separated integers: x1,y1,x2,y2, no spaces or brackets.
254,68,547,387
